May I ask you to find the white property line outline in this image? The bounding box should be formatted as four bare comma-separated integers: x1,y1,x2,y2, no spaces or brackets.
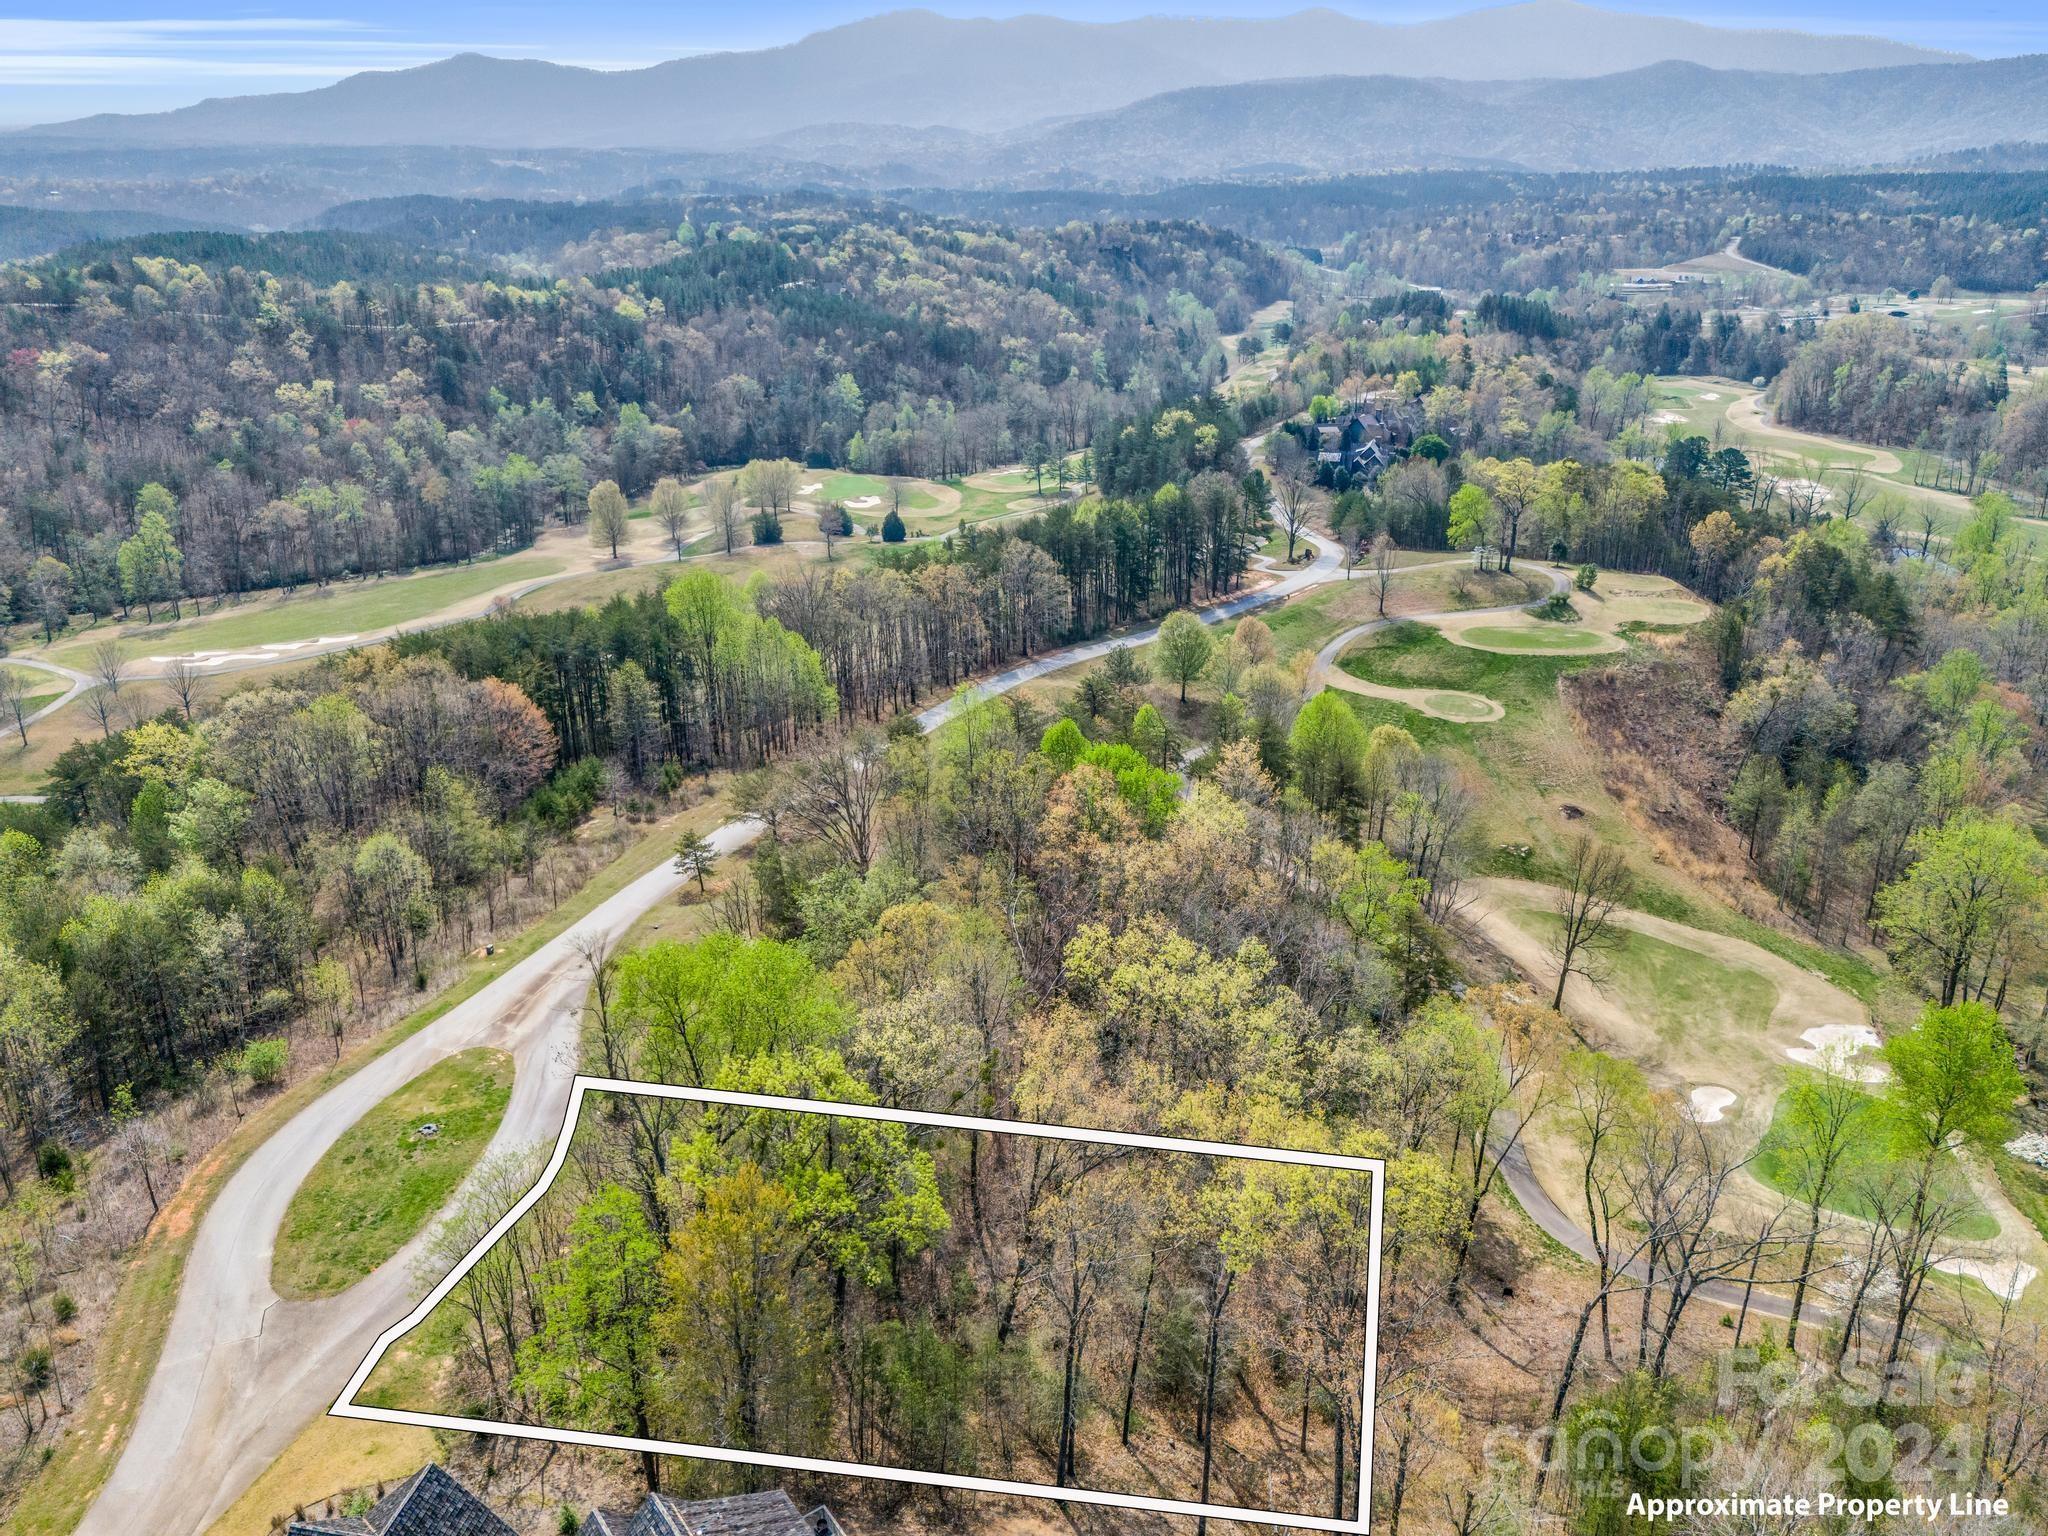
333,1077,1387,1534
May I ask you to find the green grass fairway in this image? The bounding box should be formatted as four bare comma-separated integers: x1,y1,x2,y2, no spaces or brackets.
272,1047,514,1299
1752,1090,1999,1242
1511,908,1780,1048
1454,624,1610,653
813,472,938,510
510,563,677,614
1424,691,1499,720
46,556,564,664
1335,622,1602,746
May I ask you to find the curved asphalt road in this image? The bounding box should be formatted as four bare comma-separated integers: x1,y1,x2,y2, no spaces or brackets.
77,524,1351,1535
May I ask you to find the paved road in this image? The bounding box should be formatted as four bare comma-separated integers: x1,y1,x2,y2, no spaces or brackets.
80,523,1362,1535
1496,1139,1829,1334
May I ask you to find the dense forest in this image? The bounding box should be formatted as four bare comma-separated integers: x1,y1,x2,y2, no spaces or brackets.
913,169,2048,295
0,201,1287,627
9,158,2048,1536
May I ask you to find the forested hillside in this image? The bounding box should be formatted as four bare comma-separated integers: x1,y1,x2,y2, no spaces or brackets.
0,203,1285,626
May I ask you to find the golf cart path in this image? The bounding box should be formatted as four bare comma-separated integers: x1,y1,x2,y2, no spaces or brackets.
1467,877,2048,1309
1308,559,1573,721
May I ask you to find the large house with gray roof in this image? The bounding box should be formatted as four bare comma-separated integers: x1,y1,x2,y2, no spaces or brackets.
285,1465,844,1536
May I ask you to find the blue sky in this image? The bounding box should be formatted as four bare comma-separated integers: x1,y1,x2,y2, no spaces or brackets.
2,3,2042,126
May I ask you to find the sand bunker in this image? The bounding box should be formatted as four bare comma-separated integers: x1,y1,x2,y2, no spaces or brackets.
1787,1023,1887,1082
1652,411,1687,425
846,496,883,510
1935,1255,2038,1300
1697,391,1722,400
155,634,363,670
798,482,824,495
1690,1086,1737,1123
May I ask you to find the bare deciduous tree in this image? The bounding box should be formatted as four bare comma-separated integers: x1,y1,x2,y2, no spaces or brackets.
0,666,30,746
161,654,206,722
1548,834,1633,1009
86,640,130,739
703,474,746,557
787,729,890,875
1370,531,1398,617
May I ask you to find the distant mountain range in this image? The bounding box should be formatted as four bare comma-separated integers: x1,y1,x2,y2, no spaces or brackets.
16,4,1958,152
977,56,2048,179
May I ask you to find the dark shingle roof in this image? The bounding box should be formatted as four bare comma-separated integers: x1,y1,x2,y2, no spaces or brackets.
286,1465,518,1536
626,1489,811,1536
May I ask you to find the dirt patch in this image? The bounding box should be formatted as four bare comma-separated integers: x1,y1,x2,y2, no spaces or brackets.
1560,642,1765,909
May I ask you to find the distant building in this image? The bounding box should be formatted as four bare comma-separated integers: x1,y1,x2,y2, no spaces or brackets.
285,1466,845,1536
1312,396,1418,487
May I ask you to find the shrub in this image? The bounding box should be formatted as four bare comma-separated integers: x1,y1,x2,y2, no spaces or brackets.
35,1141,72,1186
240,1036,289,1087
52,1292,77,1324
880,508,907,543
1575,562,1599,592
1533,593,1581,623
526,756,608,831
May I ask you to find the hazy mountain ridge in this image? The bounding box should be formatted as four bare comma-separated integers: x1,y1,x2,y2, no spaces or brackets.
17,3,1956,151
965,55,2048,180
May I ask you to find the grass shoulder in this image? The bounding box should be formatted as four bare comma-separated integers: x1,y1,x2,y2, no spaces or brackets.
271,1048,514,1300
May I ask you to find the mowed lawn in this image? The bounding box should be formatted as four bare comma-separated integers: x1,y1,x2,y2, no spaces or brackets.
271,1048,515,1299
1510,908,1780,1049
44,555,564,664
1456,623,1611,653
1751,1089,1999,1242
1334,621,1602,740
811,472,939,509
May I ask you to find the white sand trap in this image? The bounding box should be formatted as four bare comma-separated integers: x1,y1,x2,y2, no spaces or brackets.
1651,411,1687,425
1690,1086,1737,1123
845,495,882,510
1936,1255,2038,1300
1787,1023,1887,1082
798,482,824,495
153,633,364,670
1697,391,1721,400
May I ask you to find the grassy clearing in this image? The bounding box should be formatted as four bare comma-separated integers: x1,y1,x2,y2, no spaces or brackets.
1510,908,1779,1047
943,478,1052,527
202,1416,436,1536
8,788,728,1536
1259,565,1551,660
43,557,564,665
1751,1090,1999,1242
1337,621,1597,729
509,562,677,614
809,472,939,510
1455,624,1611,653
1994,1150,2048,1245
1,662,60,717
271,1048,514,1300
1423,691,1500,721
1332,621,1693,910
